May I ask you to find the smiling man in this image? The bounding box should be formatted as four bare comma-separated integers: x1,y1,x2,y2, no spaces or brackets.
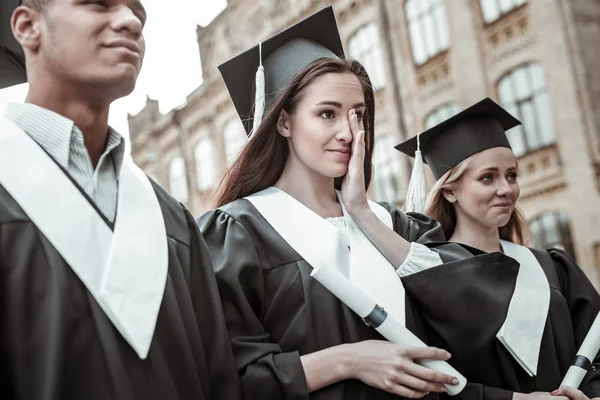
0,1,241,399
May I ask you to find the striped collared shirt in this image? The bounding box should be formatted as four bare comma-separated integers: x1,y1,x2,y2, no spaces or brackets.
4,102,125,223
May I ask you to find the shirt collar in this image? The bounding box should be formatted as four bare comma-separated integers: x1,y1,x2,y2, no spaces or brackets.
4,102,126,173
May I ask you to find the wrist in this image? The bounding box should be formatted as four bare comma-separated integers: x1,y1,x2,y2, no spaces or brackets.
346,203,373,222
334,343,357,381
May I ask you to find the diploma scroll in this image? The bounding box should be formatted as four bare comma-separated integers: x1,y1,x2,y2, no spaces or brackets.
560,312,600,389
311,265,467,395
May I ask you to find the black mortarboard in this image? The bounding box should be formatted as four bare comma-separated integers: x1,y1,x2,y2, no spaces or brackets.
0,0,26,89
218,6,344,136
395,97,521,181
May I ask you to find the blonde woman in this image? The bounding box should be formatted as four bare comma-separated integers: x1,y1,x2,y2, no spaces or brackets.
395,98,600,400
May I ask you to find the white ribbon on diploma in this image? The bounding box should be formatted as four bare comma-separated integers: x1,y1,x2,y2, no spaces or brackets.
311,264,467,395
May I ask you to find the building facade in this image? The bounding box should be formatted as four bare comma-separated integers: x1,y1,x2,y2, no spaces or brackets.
129,0,600,286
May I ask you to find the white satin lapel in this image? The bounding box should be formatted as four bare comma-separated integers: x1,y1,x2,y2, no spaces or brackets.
497,240,551,376
101,157,169,359
246,187,407,326
0,117,168,359
245,187,349,273
337,194,406,325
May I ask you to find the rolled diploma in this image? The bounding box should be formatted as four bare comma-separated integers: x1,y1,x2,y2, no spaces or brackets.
311,265,467,395
560,312,600,389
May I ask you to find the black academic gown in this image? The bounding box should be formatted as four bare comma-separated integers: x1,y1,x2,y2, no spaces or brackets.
400,243,600,400
197,199,446,400
0,178,242,400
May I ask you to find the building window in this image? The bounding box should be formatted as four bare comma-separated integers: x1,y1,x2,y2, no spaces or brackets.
373,134,402,203
223,118,247,165
530,211,576,261
195,137,217,191
424,102,461,129
348,23,386,90
497,63,553,157
169,156,188,203
405,0,450,66
480,0,527,24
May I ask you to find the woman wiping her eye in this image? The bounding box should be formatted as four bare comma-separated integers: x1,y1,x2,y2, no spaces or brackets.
196,6,463,400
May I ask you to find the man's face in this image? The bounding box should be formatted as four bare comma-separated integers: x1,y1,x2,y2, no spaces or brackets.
36,0,147,99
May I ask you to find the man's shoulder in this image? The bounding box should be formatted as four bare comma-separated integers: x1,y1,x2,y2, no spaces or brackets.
148,178,191,246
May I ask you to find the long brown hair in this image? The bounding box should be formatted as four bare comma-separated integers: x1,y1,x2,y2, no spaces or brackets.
214,57,376,207
424,157,528,245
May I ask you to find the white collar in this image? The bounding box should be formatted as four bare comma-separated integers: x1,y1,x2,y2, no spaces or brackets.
245,186,407,324
497,240,551,376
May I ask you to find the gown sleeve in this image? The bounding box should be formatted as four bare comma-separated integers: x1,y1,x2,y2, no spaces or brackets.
402,248,521,400
378,203,445,275
184,208,243,400
550,249,600,397
378,203,446,244
197,209,309,400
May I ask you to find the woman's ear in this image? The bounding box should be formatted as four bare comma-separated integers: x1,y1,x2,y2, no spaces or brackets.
276,110,291,138
442,188,458,204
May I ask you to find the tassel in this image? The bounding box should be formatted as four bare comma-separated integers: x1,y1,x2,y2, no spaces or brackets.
404,133,427,214
252,42,265,135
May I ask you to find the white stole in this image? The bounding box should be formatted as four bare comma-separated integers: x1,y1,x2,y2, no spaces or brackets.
497,240,551,376
0,117,168,359
245,186,407,325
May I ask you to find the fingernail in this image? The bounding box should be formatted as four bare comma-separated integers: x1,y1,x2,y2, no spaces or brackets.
452,378,460,385
441,386,448,392
446,352,452,359
551,390,558,395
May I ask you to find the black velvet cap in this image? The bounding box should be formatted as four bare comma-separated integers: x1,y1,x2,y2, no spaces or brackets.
395,98,521,180
218,6,344,136
1,0,26,89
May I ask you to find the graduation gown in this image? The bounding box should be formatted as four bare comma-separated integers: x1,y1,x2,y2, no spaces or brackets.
197,197,446,400
0,172,242,399
401,243,600,400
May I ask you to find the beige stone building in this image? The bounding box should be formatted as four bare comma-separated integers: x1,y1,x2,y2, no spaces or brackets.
129,0,600,286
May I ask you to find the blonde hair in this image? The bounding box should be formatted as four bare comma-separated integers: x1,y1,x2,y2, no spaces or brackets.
423,157,528,245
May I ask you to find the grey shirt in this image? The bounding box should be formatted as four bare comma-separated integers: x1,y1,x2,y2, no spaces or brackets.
4,102,125,223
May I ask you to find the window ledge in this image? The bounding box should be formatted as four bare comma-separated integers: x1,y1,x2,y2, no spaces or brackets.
517,144,566,200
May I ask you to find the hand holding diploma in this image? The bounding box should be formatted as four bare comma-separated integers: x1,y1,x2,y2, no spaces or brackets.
311,264,468,395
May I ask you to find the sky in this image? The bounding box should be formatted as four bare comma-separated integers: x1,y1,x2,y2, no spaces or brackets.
0,0,228,140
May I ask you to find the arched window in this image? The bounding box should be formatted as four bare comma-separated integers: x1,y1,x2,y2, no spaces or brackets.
530,211,576,260
405,0,450,65
497,63,554,157
373,134,402,203
169,156,188,203
480,0,527,24
348,23,387,90
424,102,461,129
195,137,217,191
223,118,247,165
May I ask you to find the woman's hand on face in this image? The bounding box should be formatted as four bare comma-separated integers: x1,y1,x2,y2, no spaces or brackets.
346,340,459,398
341,108,369,215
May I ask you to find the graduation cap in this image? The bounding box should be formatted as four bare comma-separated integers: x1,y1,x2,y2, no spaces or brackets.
218,6,344,136
0,0,26,89
395,97,521,213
